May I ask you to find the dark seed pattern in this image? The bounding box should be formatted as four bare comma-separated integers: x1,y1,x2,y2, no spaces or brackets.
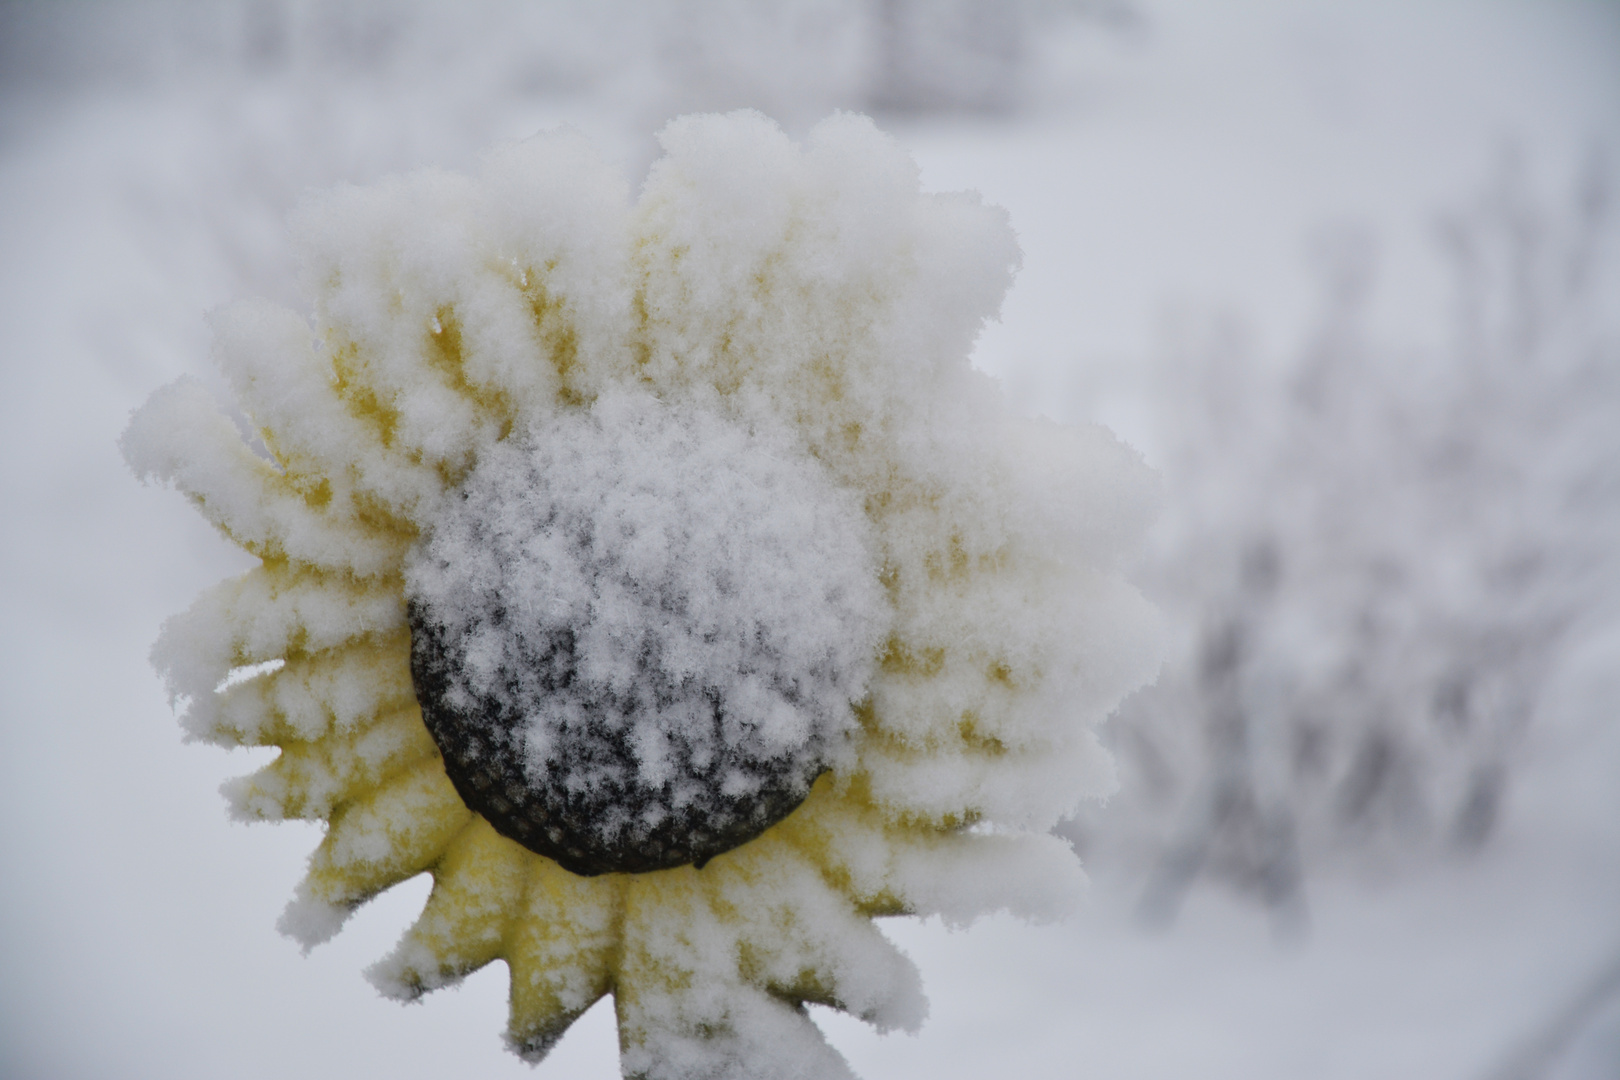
408,598,824,877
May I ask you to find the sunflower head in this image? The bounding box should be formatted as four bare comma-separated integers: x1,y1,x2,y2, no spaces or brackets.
123,110,1162,1080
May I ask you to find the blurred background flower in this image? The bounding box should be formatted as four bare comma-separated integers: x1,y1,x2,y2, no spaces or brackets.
2,2,1617,1078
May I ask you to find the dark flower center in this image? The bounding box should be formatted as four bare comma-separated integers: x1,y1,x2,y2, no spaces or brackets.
404,392,884,876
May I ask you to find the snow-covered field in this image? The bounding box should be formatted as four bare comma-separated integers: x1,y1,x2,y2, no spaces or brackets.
3,2,1618,1078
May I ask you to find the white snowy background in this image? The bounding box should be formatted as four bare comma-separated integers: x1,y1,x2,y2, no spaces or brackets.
3,2,1619,1078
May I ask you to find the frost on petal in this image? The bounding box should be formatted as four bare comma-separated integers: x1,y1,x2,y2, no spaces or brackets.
366,817,532,999
130,109,1165,1077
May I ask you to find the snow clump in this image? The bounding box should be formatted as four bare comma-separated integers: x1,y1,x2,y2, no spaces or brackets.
406,387,885,875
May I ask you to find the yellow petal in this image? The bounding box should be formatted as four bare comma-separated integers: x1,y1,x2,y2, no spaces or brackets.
366,816,532,999
158,565,406,739
221,704,436,821
504,860,623,1062
201,630,413,746
280,757,471,949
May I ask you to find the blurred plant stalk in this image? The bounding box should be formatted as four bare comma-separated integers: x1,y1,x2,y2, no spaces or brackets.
1065,150,1619,935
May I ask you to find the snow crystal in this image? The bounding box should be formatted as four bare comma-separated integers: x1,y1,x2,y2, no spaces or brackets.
406,387,886,875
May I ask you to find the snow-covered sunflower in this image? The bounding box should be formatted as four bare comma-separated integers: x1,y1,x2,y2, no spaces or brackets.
124,111,1161,1080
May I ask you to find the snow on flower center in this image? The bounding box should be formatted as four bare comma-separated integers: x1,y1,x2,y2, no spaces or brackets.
404,389,886,876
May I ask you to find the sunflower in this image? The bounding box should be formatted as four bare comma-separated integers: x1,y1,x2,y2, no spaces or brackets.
123,111,1161,1080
